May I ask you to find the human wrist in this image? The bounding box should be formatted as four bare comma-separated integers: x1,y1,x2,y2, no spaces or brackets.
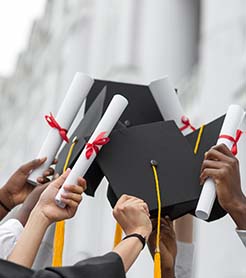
162,267,175,278
161,258,175,276
126,227,151,241
226,196,246,230
0,187,15,210
123,233,146,249
30,205,52,229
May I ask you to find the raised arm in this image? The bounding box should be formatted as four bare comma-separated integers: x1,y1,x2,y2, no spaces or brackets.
112,195,152,272
8,169,86,267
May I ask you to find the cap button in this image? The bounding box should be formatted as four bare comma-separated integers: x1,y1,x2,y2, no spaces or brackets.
72,136,78,143
124,120,131,127
150,160,158,166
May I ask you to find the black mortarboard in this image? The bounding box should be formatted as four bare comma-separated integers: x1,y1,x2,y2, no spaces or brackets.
85,79,164,127
185,114,227,221
97,120,200,220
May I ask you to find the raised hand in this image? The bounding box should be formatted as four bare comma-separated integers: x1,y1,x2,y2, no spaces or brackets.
113,194,152,240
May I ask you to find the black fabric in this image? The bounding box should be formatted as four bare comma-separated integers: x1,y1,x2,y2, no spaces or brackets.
0,259,34,278
47,252,125,278
0,252,125,278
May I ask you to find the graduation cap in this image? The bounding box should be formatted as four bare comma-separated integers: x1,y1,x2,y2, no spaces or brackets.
85,79,164,127
96,120,200,220
97,115,228,221
185,114,227,221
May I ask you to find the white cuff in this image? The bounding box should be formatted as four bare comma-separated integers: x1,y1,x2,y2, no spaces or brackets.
236,228,246,247
1,219,23,238
0,219,24,259
175,241,194,278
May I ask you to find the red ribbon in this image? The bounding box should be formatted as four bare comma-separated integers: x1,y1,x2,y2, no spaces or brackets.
85,132,110,159
179,116,196,132
45,113,69,143
219,129,243,155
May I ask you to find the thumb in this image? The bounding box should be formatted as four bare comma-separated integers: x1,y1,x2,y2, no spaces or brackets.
20,157,47,174
51,169,71,189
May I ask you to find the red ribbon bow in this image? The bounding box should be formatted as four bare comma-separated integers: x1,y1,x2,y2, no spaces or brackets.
219,129,243,155
45,113,69,143
179,116,196,132
85,132,110,159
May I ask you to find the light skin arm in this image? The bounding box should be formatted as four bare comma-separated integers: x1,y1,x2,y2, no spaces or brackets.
200,143,246,230
113,236,143,272
8,170,86,268
112,195,152,272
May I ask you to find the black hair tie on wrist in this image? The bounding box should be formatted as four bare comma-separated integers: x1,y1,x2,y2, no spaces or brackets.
0,199,11,212
122,233,146,250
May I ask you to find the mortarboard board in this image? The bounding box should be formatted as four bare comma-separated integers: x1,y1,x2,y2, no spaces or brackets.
85,79,164,127
185,114,227,221
97,120,200,220
98,115,228,221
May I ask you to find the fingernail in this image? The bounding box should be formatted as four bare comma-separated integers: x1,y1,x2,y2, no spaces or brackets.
39,157,47,163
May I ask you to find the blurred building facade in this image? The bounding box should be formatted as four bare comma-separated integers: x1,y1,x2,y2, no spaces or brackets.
0,0,246,277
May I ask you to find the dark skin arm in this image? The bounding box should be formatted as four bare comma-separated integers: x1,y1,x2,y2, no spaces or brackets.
0,158,56,220
16,183,49,226
200,143,246,230
148,217,177,278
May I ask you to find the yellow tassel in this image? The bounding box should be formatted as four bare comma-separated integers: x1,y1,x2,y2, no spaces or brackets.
113,222,123,248
154,252,162,278
151,164,162,278
194,125,205,154
52,220,65,266
52,137,78,267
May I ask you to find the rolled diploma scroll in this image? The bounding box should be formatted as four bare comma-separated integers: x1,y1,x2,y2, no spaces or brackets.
149,76,190,134
55,94,128,208
28,73,94,185
195,104,245,220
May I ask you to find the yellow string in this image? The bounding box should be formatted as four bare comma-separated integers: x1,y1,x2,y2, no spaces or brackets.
52,137,78,267
113,222,123,248
194,125,205,154
151,165,162,278
149,125,204,277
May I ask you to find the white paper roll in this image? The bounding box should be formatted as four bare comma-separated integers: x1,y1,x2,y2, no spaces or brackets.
195,104,245,220
55,94,128,208
28,73,94,185
149,76,192,135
